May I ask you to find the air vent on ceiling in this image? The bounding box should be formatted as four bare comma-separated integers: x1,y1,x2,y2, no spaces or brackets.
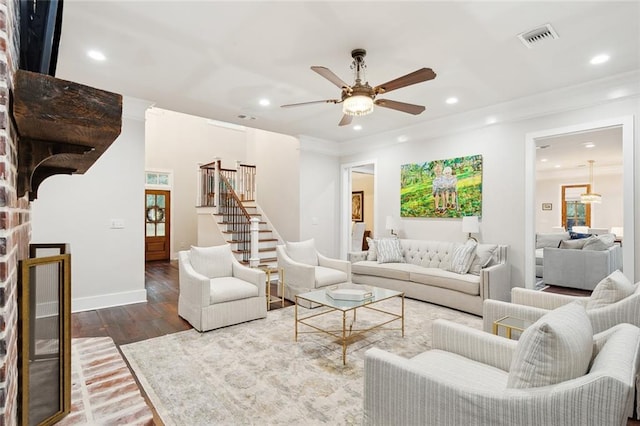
518,24,559,49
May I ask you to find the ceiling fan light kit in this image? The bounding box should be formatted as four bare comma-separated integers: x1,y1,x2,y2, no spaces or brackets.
281,48,436,126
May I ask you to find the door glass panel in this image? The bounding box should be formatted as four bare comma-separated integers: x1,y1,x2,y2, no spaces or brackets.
146,223,155,237
157,195,165,208
146,194,155,207
156,223,165,237
158,174,169,185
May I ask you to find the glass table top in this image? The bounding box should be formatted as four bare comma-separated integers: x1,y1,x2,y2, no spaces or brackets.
296,285,403,311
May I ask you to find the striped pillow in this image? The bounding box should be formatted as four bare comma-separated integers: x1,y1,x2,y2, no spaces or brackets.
448,240,477,274
507,301,593,389
586,270,634,310
376,238,404,264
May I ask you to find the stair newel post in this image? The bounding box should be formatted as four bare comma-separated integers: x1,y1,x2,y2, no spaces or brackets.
249,217,260,268
235,160,244,200
214,158,221,214
196,162,203,206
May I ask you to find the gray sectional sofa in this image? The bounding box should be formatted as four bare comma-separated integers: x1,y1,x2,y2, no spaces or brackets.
348,239,510,316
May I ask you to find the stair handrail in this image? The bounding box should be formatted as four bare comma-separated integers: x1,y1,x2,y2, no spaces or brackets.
218,174,258,263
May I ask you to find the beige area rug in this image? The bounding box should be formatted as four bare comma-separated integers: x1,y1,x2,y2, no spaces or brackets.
57,337,154,425
121,298,482,425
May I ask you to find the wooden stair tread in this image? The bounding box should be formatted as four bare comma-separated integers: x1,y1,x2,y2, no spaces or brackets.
233,247,275,254
222,229,270,234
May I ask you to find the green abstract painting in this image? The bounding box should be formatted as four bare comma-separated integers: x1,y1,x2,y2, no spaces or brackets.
401,155,483,218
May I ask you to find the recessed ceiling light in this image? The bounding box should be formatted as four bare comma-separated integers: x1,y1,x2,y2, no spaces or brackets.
590,54,609,65
397,135,409,142
554,164,561,168
485,117,497,125
445,97,458,105
583,142,595,148
259,98,270,107
540,158,548,162
353,125,362,131
87,50,106,61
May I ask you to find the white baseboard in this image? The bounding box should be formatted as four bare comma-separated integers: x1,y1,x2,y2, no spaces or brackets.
71,289,148,313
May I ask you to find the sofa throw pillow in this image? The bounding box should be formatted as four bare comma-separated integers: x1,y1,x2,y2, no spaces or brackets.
559,239,589,250
447,240,477,274
376,238,404,264
582,233,615,251
286,239,318,266
190,244,233,279
468,244,498,276
506,302,593,389
366,237,378,261
569,232,592,240
536,232,570,249
586,270,634,310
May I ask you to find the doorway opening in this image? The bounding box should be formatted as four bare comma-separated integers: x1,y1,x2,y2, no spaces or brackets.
340,160,376,259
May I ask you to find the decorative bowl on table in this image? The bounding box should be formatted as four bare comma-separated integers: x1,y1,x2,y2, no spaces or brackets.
326,283,373,301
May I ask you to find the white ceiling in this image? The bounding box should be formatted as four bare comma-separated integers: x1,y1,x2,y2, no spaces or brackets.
55,1,640,147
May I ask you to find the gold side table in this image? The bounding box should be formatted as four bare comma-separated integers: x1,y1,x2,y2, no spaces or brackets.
492,315,532,340
257,265,285,310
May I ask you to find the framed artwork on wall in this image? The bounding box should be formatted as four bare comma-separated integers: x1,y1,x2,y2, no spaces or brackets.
352,191,364,222
400,154,483,218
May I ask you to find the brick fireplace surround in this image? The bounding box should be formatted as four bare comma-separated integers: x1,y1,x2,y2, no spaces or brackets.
0,1,30,424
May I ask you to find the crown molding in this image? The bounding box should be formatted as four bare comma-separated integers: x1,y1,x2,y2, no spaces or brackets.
338,70,640,157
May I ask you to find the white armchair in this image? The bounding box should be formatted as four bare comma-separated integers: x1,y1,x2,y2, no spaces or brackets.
276,238,351,308
364,303,640,426
483,270,640,335
178,244,267,332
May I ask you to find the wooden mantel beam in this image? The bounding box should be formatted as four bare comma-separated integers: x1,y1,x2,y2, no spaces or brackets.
11,70,123,200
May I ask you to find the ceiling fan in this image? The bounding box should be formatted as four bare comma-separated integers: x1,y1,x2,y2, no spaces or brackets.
281,48,436,127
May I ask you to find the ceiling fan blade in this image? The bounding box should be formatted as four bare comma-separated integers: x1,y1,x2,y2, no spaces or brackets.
338,114,353,126
280,99,339,108
374,99,426,115
374,68,436,94
311,66,350,89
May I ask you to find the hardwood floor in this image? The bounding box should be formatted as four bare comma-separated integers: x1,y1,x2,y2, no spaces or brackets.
71,260,292,345
71,261,639,425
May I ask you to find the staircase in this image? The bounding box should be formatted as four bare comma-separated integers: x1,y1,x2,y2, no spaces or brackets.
215,200,279,268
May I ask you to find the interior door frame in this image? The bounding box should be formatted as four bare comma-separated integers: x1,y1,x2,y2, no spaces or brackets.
561,184,592,230
525,116,635,288
145,169,174,258
340,159,377,259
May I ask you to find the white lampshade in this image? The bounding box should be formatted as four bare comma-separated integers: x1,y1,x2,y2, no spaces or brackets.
461,216,480,234
385,216,401,236
610,227,624,238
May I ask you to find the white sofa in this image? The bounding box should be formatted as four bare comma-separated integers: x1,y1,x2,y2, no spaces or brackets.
349,239,510,315
535,232,570,278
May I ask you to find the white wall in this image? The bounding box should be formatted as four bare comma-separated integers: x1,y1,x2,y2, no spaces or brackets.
246,128,300,243
536,172,623,233
31,99,147,312
327,97,639,288
298,150,341,257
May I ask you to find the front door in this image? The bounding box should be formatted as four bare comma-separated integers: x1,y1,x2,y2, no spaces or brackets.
145,190,170,261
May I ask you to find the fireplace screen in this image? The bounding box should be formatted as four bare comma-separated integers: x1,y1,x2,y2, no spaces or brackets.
18,244,71,426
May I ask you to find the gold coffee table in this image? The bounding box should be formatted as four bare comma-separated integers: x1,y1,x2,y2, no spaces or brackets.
492,315,532,339
295,285,404,365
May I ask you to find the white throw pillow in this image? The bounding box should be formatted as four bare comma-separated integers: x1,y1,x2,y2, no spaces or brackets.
506,302,593,389
285,239,318,266
189,245,233,279
586,270,634,310
447,240,477,274
582,233,615,251
468,244,498,276
366,237,378,261
376,238,404,264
